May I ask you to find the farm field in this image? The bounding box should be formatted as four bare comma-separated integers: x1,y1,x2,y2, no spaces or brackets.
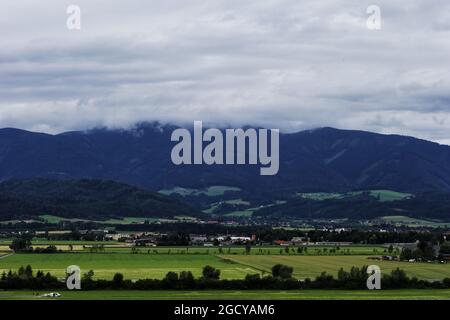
223,255,450,280
1,252,450,281
297,190,412,202
159,185,241,197
39,215,168,225
98,245,387,255
380,216,450,228
0,239,119,246
0,241,389,254
0,253,259,280
1,289,450,300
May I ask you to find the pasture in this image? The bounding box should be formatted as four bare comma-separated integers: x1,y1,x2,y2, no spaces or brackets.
159,185,241,197
223,255,450,281
380,216,450,228
0,240,389,255
0,253,258,280
1,252,450,281
297,190,412,202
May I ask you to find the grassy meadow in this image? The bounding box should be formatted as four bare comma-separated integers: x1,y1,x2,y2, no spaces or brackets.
222,255,450,281
297,190,412,202
1,250,449,281
0,253,258,280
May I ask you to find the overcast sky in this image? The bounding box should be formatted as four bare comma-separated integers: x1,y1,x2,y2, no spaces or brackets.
1,1,450,143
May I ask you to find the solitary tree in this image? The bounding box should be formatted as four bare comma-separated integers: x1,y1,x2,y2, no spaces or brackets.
245,243,252,255
179,271,195,284
112,273,124,288
10,235,32,252
388,245,394,254
164,272,179,287
24,265,33,279
271,264,294,279
202,265,221,280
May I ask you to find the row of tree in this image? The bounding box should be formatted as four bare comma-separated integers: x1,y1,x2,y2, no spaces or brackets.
2,264,450,290
9,235,59,253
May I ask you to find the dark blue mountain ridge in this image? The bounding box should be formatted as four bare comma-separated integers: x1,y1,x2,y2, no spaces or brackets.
1,123,450,194
0,178,201,220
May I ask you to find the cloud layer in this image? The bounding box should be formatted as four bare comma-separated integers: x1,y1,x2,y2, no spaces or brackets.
1,0,450,143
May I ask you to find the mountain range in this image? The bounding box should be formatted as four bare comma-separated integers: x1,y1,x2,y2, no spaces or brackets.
1,123,450,196
0,178,199,220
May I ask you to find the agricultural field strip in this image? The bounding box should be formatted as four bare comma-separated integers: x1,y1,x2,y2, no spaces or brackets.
2,289,450,300
0,253,258,280
1,253,450,281
217,255,267,275
222,255,450,281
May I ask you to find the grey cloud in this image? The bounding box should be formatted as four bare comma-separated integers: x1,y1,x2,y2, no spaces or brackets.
0,0,449,144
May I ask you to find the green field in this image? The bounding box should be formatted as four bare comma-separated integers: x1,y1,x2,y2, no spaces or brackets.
39,215,190,225
0,241,388,254
380,216,450,228
1,289,450,300
1,252,449,281
223,255,450,281
224,210,255,217
298,190,412,202
159,185,241,197
97,245,386,255
203,199,251,215
0,239,119,246
222,200,287,217
0,253,258,280
0,244,367,254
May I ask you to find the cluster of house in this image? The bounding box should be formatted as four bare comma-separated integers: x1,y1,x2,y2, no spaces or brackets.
105,233,256,246
105,232,357,247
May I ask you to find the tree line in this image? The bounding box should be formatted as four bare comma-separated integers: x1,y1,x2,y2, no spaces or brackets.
6,227,444,247
2,264,450,291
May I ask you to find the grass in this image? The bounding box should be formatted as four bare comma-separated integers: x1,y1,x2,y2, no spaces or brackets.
0,219,40,224
0,246,11,252
203,199,251,215
2,289,450,300
97,245,387,255
224,199,251,205
1,250,449,281
297,192,344,200
159,185,241,197
224,255,450,281
368,190,412,202
39,215,88,224
0,242,387,254
225,210,255,217
0,253,259,280
0,239,119,245
39,215,162,225
297,190,412,202
381,216,450,228
223,201,287,217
